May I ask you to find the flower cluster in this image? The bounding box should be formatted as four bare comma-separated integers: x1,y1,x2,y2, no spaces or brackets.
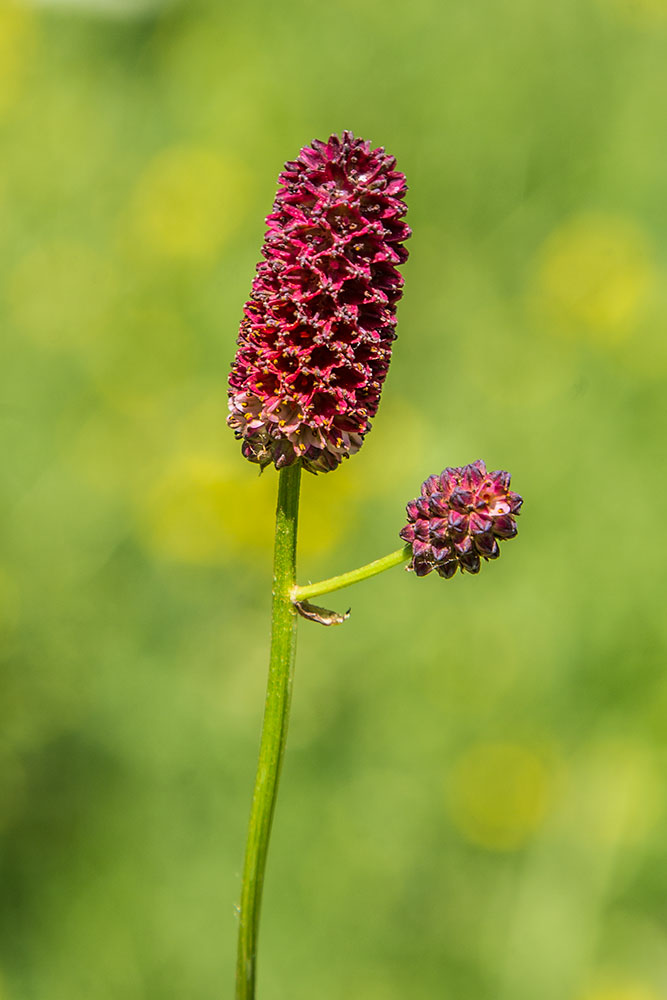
400,461,523,578
228,132,410,473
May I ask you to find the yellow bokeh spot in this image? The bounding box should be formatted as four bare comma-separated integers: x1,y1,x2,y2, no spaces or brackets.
535,214,656,342
632,0,667,17
598,0,667,23
447,742,553,850
299,466,361,559
139,449,355,566
129,146,247,260
579,984,662,1000
7,241,116,352
139,454,275,565
0,2,35,117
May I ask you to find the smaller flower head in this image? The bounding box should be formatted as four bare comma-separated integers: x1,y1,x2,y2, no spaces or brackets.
400,460,522,578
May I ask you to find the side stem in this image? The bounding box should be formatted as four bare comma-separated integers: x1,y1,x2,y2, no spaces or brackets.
292,544,411,603
236,462,302,1000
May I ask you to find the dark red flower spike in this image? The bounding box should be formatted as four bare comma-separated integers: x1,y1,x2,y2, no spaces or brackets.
228,132,410,473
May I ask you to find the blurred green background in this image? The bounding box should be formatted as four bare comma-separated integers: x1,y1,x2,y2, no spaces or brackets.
1,0,666,997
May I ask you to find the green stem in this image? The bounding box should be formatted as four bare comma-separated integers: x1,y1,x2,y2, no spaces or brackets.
236,462,302,1000
292,544,411,603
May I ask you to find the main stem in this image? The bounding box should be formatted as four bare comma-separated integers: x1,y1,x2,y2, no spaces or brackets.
236,462,302,1000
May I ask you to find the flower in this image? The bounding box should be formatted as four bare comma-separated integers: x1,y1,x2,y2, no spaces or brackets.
400,461,523,578
228,132,410,473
